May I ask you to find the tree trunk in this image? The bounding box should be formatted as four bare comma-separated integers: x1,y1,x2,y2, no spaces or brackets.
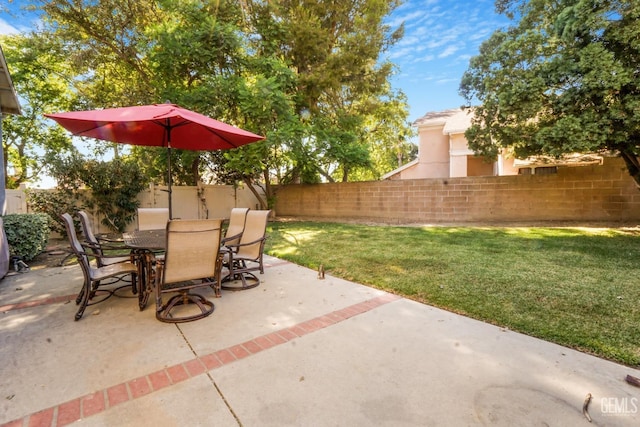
342,167,349,182
190,157,200,185
242,177,268,210
262,168,273,208
316,166,335,183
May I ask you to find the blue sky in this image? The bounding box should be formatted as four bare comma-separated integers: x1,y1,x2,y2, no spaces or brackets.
1,0,510,123
385,0,509,121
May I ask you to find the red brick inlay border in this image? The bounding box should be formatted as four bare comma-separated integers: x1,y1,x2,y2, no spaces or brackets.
0,294,76,313
0,293,400,427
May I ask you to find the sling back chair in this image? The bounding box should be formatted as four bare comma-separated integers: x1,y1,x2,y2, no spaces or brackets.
222,210,270,291
61,213,138,321
154,219,224,323
221,207,249,250
137,208,170,231
77,211,131,268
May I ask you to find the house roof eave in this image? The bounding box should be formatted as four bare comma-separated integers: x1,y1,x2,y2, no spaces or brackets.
380,158,420,180
412,108,461,129
0,44,21,116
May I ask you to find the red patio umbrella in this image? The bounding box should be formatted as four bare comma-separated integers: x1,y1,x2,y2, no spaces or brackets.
45,103,264,218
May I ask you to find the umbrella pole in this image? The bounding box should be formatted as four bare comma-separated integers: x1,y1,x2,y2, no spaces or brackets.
166,120,173,220
167,146,172,220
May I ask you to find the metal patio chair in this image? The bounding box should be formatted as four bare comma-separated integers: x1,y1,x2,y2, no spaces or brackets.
77,211,131,268
61,213,138,321
222,210,271,291
154,219,224,323
221,207,249,251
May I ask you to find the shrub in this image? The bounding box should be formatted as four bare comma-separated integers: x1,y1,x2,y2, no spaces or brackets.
80,159,148,232
32,155,148,233
3,213,51,261
25,189,80,236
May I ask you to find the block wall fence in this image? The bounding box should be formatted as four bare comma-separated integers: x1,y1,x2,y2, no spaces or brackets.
274,157,640,224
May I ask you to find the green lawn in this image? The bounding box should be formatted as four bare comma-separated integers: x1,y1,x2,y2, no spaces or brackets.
264,221,640,366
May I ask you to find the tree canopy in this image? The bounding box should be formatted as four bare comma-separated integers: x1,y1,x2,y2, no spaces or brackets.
460,0,640,186
0,33,75,188
6,0,415,207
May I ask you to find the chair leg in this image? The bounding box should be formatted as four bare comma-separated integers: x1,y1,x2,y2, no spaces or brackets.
89,280,99,300
75,286,84,305
75,280,92,321
76,289,111,321
75,273,136,321
221,262,260,290
211,254,223,297
136,254,154,311
156,291,215,323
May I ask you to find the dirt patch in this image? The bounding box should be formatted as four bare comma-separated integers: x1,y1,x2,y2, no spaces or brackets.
20,239,75,271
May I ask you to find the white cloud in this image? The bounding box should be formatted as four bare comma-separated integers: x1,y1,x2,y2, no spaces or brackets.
389,45,418,60
395,33,425,49
438,45,461,58
387,9,427,28
436,77,459,85
469,28,493,41
412,54,435,64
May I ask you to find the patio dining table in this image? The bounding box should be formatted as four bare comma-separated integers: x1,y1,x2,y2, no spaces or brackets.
122,229,166,310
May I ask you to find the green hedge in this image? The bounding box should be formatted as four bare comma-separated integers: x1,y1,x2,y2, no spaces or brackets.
3,213,51,261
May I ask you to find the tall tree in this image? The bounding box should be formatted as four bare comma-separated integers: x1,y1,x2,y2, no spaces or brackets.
36,0,278,192
460,0,640,186
351,90,416,181
38,0,161,106
29,0,412,207
37,0,167,162
130,0,257,187
245,0,413,183
0,34,74,188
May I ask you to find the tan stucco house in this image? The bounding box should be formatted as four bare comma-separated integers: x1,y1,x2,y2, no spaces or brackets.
383,108,602,180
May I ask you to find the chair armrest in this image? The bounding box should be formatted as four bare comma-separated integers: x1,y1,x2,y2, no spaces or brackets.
83,240,126,252
82,239,130,253
81,240,101,250
225,236,267,250
97,241,128,251
221,231,243,245
79,242,133,263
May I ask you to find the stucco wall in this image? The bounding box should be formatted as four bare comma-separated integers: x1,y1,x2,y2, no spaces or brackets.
415,126,450,178
467,156,494,177
275,157,640,224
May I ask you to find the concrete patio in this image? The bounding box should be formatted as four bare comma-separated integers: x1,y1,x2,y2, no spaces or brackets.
1,254,639,426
